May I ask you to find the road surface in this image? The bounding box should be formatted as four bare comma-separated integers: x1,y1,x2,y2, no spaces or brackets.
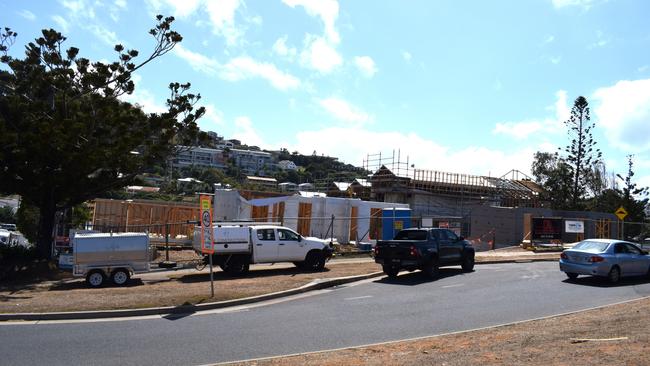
2,262,650,365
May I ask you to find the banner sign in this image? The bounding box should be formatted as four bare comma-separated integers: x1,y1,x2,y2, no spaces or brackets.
531,218,562,240
565,220,585,234
200,195,214,254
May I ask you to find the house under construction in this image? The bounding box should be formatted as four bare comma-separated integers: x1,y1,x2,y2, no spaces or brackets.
365,151,545,218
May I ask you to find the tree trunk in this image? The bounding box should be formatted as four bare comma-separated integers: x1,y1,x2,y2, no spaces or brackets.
36,202,57,260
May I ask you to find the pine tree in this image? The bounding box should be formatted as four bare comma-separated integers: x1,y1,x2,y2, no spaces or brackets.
563,96,602,209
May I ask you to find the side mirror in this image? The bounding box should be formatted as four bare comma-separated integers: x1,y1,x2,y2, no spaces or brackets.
298,236,302,242
643,250,649,255
458,236,465,241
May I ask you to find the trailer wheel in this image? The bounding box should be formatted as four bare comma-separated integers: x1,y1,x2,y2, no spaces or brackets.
86,270,106,288
111,268,130,286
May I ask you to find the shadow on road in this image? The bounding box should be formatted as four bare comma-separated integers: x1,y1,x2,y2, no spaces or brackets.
177,267,331,283
563,275,650,288
374,267,473,286
47,278,146,291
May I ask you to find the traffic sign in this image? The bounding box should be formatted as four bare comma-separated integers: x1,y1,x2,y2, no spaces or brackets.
615,206,628,221
200,195,214,254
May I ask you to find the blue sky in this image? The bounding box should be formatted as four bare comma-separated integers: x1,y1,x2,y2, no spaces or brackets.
3,0,650,190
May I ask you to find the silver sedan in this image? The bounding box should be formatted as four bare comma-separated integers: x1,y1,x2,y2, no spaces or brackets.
559,239,650,283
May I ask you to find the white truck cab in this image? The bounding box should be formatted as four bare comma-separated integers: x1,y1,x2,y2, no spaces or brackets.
193,224,334,275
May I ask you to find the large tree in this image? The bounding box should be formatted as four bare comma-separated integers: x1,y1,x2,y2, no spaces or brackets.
0,16,206,259
563,96,602,209
531,152,573,209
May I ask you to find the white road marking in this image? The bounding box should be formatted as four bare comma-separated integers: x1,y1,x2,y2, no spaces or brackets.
344,296,373,301
441,284,465,289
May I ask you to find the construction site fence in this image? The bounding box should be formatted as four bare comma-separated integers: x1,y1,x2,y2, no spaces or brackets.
57,216,649,252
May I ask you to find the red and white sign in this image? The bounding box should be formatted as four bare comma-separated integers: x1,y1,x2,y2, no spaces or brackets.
200,195,214,254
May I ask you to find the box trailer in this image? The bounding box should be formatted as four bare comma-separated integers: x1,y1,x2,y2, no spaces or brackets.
72,232,150,287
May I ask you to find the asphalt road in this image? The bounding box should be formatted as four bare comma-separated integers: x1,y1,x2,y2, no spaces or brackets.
2,262,650,365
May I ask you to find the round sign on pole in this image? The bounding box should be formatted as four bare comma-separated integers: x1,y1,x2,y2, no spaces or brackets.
202,211,211,227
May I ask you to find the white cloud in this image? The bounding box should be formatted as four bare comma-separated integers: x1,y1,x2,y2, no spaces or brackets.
282,0,340,44
543,35,555,44
114,0,127,8
639,65,649,73
592,79,650,152
282,127,541,176
232,116,263,147
87,24,120,46
174,45,300,91
272,35,297,59
52,15,70,33
204,0,243,46
219,56,301,91
493,90,569,139
174,44,220,74
156,0,202,17
402,51,412,62
493,79,503,91
318,97,371,124
120,75,168,114
299,35,342,73
61,0,96,19
588,30,610,49
199,104,225,130
146,0,247,46
550,56,562,64
354,56,378,78
551,0,596,9
18,10,36,20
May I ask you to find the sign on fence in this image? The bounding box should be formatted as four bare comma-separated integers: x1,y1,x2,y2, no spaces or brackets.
531,217,562,240
565,220,585,234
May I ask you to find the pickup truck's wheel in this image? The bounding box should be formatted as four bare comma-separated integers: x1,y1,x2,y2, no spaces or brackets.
293,261,304,269
86,270,106,288
111,268,130,286
383,266,399,279
221,257,250,276
304,250,326,271
421,258,439,279
461,252,475,272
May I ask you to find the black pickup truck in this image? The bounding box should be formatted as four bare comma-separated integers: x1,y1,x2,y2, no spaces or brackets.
374,228,475,279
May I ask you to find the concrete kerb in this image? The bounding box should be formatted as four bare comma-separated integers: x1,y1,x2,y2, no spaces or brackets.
0,255,560,322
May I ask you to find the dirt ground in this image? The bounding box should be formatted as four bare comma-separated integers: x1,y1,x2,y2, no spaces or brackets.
226,296,650,366
0,249,558,314
0,260,380,313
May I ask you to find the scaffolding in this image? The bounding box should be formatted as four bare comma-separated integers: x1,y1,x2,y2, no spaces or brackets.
365,150,542,208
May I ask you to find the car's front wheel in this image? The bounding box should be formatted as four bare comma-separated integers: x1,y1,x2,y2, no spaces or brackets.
304,251,326,271
461,252,475,272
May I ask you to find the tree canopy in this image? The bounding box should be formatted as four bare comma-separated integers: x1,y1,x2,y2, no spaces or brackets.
0,16,206,258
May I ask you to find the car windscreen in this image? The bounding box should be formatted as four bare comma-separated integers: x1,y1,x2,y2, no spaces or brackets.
572,241,609,253
393,230,427,240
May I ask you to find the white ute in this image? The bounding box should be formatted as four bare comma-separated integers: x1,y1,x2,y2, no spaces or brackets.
193,223,334,275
